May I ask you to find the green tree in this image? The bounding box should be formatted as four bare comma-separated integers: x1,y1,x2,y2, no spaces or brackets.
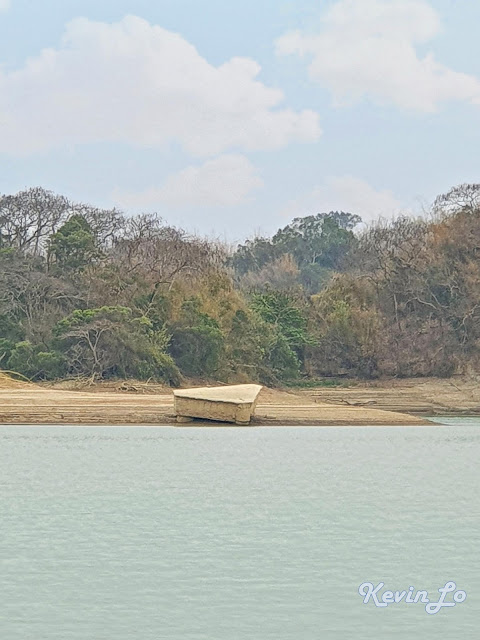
168,298,224,377
248,291,311,380
272,212,361,270
250,291,309,357
6,341,67,380
232,212,361,293
230,237,279,275
265,332,301,382
54,306,180,383
0,338,15,367
48,215,100,272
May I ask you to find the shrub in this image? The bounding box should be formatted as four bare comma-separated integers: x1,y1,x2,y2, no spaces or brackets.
168,299,224,377
54,306,181,383
7,341,67,380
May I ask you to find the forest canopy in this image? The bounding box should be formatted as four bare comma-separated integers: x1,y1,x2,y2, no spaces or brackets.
1,184,480,384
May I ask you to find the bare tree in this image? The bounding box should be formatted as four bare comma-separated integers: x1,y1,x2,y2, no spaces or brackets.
433,183,480,217
111,213,225,289
0,187,71,255
0,250,82,343
71,202,126,250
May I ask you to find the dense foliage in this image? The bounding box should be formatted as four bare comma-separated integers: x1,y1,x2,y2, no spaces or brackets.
1,184,480,384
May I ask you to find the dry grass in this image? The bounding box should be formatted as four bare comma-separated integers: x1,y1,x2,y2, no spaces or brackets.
0,372,29,389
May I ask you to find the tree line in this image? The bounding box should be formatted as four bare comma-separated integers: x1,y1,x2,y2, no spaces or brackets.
1,183,479,384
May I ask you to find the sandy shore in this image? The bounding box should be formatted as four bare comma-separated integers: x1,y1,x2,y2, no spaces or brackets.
0,376,432,426
300,376,480,416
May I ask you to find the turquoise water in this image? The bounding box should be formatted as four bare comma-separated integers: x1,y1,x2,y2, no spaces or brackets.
0,421,478,639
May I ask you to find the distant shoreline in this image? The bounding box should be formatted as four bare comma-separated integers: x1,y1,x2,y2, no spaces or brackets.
0,378,433,427
4,374,478,427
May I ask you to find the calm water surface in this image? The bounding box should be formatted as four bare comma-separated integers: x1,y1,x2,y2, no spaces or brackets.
0,420,478,639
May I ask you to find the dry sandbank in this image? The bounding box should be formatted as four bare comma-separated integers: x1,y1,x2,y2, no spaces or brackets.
0,377,431,426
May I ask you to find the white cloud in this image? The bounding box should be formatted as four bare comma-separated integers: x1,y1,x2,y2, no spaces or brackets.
0,0,10,11
115,154,263,209
281,176,406,224
0,15,321,156
275,0,480,111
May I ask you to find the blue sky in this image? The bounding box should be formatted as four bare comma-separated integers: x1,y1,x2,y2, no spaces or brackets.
1,0,479,241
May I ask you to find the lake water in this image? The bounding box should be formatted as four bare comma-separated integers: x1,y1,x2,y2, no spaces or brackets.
0,420,478,639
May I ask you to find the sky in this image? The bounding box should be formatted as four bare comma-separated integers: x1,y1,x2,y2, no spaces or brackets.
0,0,479,242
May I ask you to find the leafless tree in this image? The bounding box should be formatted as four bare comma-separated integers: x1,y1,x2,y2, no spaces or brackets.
71,202,126,250
433,183,480,217
0,250,82,343
0,187,71,255
111,213,225,289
